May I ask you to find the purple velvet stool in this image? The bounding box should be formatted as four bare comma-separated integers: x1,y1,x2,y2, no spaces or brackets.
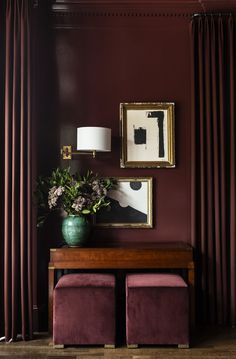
53,273,116,348
126,273,189,348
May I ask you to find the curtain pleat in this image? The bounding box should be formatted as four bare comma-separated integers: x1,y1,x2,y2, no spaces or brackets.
190,14,236,325
228,16,236,327
1,0,33,341
0,0,5,339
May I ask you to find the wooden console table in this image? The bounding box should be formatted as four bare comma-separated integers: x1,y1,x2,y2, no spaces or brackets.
48,242,194,334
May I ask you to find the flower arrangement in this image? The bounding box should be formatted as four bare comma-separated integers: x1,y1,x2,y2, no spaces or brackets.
35,167,116,227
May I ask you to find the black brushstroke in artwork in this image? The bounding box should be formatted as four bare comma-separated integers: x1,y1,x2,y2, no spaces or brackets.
134,127,146,144
130,181,142,191
147,111,165,157
96,198,147,224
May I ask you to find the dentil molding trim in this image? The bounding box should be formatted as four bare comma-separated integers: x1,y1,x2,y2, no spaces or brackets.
50,0,204,16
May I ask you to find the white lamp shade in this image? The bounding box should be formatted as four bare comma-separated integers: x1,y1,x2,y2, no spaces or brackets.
77,127,111,152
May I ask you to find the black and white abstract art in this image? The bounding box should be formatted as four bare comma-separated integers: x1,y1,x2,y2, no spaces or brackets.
120,102,175,168
96,177,153,228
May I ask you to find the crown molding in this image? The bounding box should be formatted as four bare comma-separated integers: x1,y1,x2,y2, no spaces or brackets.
50,0,236,13
50,0,204,14
200,0,236,11
52,0,200,4
49,0,236,19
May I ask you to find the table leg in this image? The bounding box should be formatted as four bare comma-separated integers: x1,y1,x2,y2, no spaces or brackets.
188,261,195,329
48,266,55,335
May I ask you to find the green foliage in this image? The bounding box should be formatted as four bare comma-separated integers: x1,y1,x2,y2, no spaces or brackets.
35,168,117,227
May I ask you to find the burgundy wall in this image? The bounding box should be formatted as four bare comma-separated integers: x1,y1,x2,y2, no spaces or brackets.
35,0,236,329
39,2,197,245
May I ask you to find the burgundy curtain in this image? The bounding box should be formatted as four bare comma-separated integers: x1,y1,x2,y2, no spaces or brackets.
0,0,33,341
190,15,236,325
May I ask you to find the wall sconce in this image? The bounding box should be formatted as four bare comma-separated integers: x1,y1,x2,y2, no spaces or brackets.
61,126,111,160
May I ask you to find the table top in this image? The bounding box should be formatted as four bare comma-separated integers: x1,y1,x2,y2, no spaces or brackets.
51,241,193,251
49,242,194,270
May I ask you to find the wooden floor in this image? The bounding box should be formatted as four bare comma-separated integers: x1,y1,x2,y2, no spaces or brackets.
0,327,236,359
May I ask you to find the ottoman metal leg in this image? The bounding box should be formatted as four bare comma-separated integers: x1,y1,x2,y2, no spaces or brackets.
178,344,189,349
127,344,139,349
53,344,64,349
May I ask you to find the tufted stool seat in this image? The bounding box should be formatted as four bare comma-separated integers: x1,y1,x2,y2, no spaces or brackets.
126,273,189,348
53,273,116,348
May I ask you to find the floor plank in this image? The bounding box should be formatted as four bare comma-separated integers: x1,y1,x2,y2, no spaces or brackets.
0,327,235,359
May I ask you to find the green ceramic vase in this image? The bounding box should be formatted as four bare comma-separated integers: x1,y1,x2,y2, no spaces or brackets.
62,215,91,247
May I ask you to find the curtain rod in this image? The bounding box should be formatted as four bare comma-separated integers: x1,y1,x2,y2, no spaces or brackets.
192,12,235,18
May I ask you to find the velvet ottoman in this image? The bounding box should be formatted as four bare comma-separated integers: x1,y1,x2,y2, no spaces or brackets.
53,273,116,347
126,273,189,348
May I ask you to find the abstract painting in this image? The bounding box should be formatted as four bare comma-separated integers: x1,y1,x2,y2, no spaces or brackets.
96,177,153,228
120,102,175,168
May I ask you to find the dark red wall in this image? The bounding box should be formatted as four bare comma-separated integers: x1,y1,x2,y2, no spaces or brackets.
35,0,236,329
38,2,198,246
38,0,236,245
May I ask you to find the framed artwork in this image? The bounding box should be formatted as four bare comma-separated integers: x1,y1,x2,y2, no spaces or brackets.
120,102,175,168
96,177,153,228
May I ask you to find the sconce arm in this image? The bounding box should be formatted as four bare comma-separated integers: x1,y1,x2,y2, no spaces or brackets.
61,145,96,160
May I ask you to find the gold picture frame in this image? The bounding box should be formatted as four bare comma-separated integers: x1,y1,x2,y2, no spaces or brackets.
96,177,153,228
120,102,175,168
